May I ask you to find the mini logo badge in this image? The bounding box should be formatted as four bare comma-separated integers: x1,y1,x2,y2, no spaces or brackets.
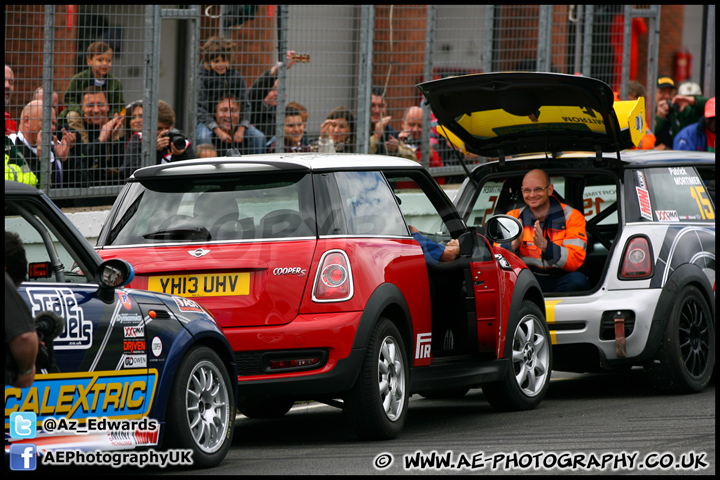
189,248,211,258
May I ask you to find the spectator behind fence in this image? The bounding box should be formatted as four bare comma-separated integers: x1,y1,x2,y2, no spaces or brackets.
653,75,708,150
60,41,125,121
9,99,79,188
196,36,265,154
627,80,656,150
368,86,403,157
248,50,298,140
674,97,715,152
5,135,38,186
33,87,62,117
210,95,251,156
65,85,123,185
286,101,309,145
119,100,194,181
399,106,443,168
266,104,311,153
5,64,17,134
313,107,356,153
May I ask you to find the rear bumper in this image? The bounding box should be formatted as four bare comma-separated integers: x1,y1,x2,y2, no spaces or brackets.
224,311,364,396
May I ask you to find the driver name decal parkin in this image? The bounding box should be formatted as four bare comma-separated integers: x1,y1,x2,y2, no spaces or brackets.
26,287,92,350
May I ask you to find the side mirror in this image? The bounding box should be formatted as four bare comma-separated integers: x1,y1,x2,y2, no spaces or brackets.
484,215,523,244
97,259,135,303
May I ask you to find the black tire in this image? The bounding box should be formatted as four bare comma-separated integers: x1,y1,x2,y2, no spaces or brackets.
645,285,715,393
345,318,409,440
164,346,235,468
238,395,295,418
419,388,471,400
483,300,552,411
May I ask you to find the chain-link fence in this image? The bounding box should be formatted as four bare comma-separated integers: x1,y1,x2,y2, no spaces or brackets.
4,5,715,204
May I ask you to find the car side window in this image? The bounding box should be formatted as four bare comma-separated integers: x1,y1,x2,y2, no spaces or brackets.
333,171,407,236
642,167,715,222
581,174,618,225
5,202,92,284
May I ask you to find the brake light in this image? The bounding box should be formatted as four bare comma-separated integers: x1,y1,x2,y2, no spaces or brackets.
312,250,353,302
619,236,653,279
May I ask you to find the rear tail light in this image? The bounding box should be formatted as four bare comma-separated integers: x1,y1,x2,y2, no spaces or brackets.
312,250,353,302
619,236,653,279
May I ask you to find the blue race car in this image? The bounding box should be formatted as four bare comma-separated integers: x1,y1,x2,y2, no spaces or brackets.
5,180,237,468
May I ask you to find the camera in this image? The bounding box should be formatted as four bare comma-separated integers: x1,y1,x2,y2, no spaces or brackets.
163,128,187,150
667,99,680,113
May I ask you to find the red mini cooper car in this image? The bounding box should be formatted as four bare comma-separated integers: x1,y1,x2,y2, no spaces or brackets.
96,154,551,439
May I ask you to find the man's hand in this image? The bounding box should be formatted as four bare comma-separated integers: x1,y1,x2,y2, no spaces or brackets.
54,128,76,161
213,127,232,143
233,125,246,144
156,128,170,151
533,220,548,252
13,366,35,388
440,238,460,262
99,113,123,143
655,100,670,120
671,94,697,112
270,50,297,76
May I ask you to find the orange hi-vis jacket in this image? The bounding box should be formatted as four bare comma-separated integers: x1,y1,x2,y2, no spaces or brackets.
505,196,587,274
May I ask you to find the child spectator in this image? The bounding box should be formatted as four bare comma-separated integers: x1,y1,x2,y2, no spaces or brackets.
196,143,218,158
60,41,125,121
196,36,265,154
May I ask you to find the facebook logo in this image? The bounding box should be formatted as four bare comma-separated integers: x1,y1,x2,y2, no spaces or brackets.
10,411,37,439
10,444,37,471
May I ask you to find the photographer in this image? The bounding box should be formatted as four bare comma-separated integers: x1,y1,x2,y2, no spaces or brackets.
5,231,38,388
119,100,194,180
653,75,709,150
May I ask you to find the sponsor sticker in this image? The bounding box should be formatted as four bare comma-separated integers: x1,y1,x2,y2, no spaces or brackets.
172,296,205,312
636,187,653,220
26,288,92,350
152,337,163,357
4,369,159,423
415,333,432,360
655,210,679,222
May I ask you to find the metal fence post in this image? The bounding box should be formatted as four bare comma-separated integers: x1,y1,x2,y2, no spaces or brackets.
185,5,201,148
421,5,436,170
356,5,374,155
537,5,553,73
581,5,595,77
618,6,633,101
646,6,661,131
141,5,161,168
483,5,495,73
702,5,715,97
40,5,55,193
274,5,288,153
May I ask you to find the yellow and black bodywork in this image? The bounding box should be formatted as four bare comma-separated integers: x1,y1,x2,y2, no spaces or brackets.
417,72,645,157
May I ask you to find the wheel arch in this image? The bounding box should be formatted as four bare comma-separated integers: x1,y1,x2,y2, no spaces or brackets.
150,327,238,424
501,268,545,357
352,283,414,361
641,262,716,362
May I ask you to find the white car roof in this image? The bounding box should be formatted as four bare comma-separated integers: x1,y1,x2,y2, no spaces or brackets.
131,153,425,180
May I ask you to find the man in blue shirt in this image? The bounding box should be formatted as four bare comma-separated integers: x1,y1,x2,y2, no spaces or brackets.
409,225,459,263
